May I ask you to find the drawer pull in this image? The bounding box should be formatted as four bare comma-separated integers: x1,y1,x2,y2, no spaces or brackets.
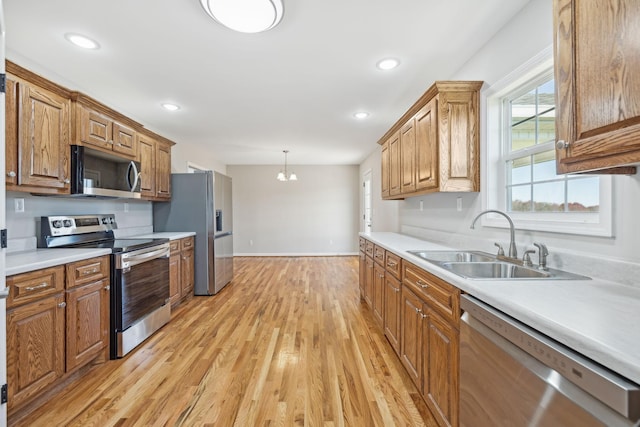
387,261,397,267
414,307,422,313
25,282,49,292
104,285,110,291
416,280,428,289
83,268,99,275
421,313,427,319
58,302,66,308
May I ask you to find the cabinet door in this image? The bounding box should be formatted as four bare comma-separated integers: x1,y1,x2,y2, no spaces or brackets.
358,251,366,300
389,131,402,197
66,279,109,372
438,83,480,192
364,256,374,308
400,118,416,194
381,140,390,198
181,248,194,297
18,82,70,190
138,134,157,199
415,97,438,191
423,310,459,427
169,251,181,306
156,141,172,199
554,0,640,174
6,76,18,186
7,293,65,411
373,262,385,328
78,107,113,150
400,285,423,388
112,121,137,158
383,274,401,356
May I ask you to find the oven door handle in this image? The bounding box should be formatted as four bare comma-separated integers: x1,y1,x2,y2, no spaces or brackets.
116,245,170,269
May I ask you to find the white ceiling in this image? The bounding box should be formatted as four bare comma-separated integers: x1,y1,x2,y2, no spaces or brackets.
4,0,531,166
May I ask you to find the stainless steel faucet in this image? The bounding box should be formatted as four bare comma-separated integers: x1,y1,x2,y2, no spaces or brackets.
533,242,549,270
470,210,518,259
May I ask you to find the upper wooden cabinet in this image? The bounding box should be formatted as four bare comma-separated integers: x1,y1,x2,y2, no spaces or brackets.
379,81,482,200
6,62,71,194
553,0,640,174
72,94,140,159
138,129,174,201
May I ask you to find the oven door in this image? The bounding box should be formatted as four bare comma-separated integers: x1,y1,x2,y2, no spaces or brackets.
112,243,170,332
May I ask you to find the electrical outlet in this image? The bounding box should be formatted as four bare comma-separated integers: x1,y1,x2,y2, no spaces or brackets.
14,198,25,213
457,197,462,212
419,200,424,211
124,202,129,213
249,239,254,246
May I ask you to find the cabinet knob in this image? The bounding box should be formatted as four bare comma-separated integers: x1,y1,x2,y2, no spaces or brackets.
414,307,422,313
7,171,16,177
416,280,428,289
58,302,66,308
63,178,70,184
556,140,569,150
104,285,110,291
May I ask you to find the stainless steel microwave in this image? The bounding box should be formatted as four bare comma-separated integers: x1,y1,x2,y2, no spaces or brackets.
70,145,141,199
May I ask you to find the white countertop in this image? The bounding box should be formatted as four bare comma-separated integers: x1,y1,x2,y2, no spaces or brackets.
6,248,112,276
130,232,196,240
362,232,640,385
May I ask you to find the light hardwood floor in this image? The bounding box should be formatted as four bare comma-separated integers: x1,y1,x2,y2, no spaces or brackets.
13,257,436,426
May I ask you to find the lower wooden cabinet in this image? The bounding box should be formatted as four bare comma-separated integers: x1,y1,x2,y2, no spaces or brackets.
364,256,374,308
358,250,366,300
169,241,182,306
168,236,196,308
373,262,385,328
383,274,401,356
181,246,195,298
7,292,66,411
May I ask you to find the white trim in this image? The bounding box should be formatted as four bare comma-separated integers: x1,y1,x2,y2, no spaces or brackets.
186,161,209,173
482,46,613,237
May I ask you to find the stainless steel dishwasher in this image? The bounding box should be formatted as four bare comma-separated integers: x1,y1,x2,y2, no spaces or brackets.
460,295,640,427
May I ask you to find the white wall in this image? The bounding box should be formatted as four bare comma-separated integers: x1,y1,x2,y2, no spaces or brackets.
359,148,399,233
387,0,640,278
227,165,359,255
171,140,227,174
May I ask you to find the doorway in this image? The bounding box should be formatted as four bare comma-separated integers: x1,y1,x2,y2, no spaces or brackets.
363,170,372,232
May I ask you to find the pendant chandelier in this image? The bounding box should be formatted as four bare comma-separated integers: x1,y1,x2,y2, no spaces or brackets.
276,150,297,181
199,0,284,34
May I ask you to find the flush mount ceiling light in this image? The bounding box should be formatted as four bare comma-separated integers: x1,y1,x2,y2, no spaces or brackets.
376,58,400,70
200,0,284,33
276,150,298,181
64,33,100,49
161,103,181,111
354,112,370,120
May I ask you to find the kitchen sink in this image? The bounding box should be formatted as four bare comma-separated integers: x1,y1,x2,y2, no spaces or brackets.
407,250,496,263
407,250,590,280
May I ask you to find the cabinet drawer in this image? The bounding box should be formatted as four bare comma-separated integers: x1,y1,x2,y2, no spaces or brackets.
365,240,374,257
359,237,366,252
385,252,402,279
7,266,65,308
403,262,460,324
66,256,109,289
181,236,194,251
374,245,385,265
169,240,180,253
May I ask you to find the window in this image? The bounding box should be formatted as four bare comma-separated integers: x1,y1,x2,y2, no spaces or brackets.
485,50,612,236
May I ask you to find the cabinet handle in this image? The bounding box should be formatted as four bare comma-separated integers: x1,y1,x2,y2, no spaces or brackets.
83,268,99,275
416,280,428,289
108,140,114,145
414,307,422,313
421,313,427,319
395,288,400,293
25,282,49,291
556,140,569,150
63,178,70,184
7,171,16,177
58,302,66,308
104,285,110,291
387,261,397,267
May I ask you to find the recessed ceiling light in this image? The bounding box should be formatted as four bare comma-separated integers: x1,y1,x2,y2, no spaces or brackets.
200,0,284,33
354,112,369,120
376,58,400,70
161,103,180,111
64,33,100,50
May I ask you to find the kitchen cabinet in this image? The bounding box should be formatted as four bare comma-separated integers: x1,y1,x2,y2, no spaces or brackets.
169,240,182,307
553,0,639,175
180,237,195,299
65,256,110,372
6,62,71,194
381,140,390,198
72,94,139,159
138,130,174,201
373,262,385,328
6,266,66,412
402,261,460,427
358,238,366,300
383,258,401,356
379,81,482,199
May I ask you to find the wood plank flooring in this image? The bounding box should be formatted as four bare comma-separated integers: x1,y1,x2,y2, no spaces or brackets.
12,257,436,426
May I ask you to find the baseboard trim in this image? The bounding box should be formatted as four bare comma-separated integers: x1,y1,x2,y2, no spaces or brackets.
234,252,359,257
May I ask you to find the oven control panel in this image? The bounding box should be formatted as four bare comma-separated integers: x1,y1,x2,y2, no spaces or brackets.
39,214,117,237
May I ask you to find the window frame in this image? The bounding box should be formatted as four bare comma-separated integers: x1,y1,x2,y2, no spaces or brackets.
482,47,613,237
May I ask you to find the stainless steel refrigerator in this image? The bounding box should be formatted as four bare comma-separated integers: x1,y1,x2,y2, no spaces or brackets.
153,171,233,295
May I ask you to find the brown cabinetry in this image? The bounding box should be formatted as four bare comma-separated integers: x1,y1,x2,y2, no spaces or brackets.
168,236,196,308
358,238,366,300
381,140,390,198
138,130,174,200
73,95,139,159
181,237,195,298
553,0,640,174
383,267,401,356
379,81,482,199
6,266,66,412
373,262,385,328
6,62,71,194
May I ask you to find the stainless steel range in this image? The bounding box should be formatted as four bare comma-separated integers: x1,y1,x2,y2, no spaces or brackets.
38,214,171,358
